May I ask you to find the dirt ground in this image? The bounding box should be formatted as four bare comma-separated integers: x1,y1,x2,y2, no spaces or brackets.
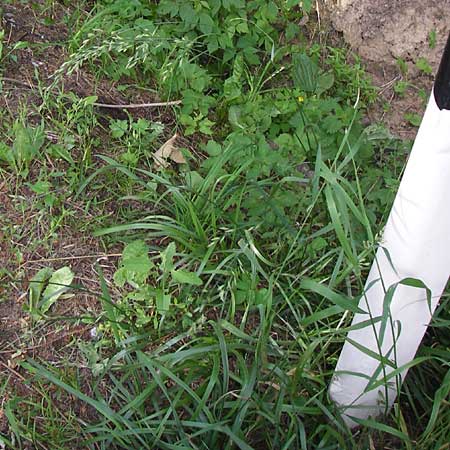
0,0,172,318
331,0,450,67
0,1,119,401
323,0,450,138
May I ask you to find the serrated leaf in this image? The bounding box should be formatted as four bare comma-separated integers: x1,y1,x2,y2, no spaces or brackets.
415,57,433,75
404,112,422,127
39,267,74,314
179,3,197,27
322,115,343,134
223,77,242,102
198,118,214,135
109,119,128,139
171,269,203,286
114,240,152,288
112,267,128,287
300,0,312,13
29,180,51,194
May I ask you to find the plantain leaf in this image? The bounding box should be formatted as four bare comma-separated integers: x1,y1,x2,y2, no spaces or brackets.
292,53,318,92
29,267,53,311
316,72,335,95
39,266,74,314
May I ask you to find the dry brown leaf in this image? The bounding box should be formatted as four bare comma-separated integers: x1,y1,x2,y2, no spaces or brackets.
169,147,187,164
153,133,186,168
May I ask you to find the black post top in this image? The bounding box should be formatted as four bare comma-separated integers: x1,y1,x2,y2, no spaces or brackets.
434,32,450,111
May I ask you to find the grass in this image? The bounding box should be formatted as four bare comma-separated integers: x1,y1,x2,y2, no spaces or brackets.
0,0,450,449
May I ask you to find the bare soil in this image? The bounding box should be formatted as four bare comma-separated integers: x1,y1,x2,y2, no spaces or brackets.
0,0,178,395
332,0,450,67
0,3,121,433
322,0,450,138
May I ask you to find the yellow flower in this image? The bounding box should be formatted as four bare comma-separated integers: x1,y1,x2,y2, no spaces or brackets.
297,95,305,103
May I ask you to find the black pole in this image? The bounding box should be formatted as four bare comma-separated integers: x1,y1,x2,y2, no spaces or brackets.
434,32,450,111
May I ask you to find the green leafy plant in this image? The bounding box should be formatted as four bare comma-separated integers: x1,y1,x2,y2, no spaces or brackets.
56,0,363,141
405,112,422,127
428,29,437,49
108,117,164,165
0,29,30,68
394,80,409,97
416,57,433,75
2,1,449,449
27,266,75,319
0,122,46,177
396,57,409,77
103,240,204,337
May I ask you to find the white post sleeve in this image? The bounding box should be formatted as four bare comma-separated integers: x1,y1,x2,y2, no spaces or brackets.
329,33,450,427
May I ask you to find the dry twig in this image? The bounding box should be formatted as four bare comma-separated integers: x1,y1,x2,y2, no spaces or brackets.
0,77,181,108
